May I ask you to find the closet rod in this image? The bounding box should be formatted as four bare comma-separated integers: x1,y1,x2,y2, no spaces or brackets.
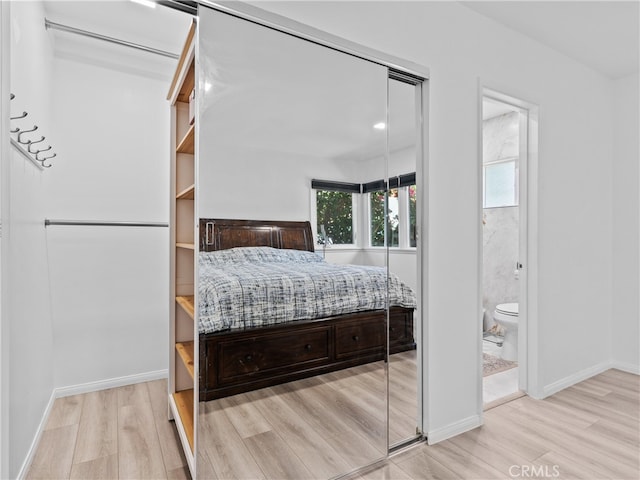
45,219,168,228
44,19,179,60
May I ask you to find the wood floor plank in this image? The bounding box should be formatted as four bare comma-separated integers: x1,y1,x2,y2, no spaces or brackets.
199,400,266,480
447,424,532,474
146,379,188,473
26,424,78,480
117,382,151,408
498,403,640,476
533,450,618,480
118,403,167,479
276,382,385,468
471,413,551,461
586,417,640,447
293,377,387,444
166,465,191,480
281,379,387,459
420,440,506,479
601,369,640,389
196,446,219,480
243,430,315,480
245,386,352,478
72,388,118,465
45,394,84,430
506,394,599,427
217,393,272,439
393,448,461,479
69,454,118,480
549,387,638,425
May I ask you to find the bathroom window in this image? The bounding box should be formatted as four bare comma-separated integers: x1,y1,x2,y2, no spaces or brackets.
484,158,518,208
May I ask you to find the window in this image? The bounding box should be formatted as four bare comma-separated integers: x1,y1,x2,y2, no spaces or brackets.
409,185,417,247
484,159,518,208
370,189,399,247
315,190,354,245
369,184,416,249
312,174,416,249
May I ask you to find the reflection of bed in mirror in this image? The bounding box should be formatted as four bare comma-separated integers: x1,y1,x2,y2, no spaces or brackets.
197,218,417,401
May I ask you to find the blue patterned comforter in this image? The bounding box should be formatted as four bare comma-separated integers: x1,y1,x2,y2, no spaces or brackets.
198,247,416,334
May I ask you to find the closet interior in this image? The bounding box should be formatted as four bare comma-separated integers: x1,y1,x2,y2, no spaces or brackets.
168,18,197,470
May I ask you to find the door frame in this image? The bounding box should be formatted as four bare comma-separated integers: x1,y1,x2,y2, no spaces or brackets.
478,86,541,408
0,2,10,477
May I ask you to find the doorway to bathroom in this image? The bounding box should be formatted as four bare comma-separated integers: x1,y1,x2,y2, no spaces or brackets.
481,90,533,407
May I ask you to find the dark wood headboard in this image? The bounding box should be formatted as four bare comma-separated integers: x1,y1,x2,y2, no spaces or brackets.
199,219,315,252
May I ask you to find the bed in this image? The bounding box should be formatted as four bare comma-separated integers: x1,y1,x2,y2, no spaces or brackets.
198,218,417,401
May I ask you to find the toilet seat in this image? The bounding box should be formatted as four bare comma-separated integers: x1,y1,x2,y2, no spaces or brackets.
495,303,518,316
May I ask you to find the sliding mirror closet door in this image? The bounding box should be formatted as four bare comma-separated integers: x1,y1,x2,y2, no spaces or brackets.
195,6,393,478
387,77,422,447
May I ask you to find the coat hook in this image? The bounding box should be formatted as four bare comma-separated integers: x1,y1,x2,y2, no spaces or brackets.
10,126,20,134
33,145,51,155
10,93,15,100
37,152,56,168
17,125,38,144
27,137,46,153
10,111,27,121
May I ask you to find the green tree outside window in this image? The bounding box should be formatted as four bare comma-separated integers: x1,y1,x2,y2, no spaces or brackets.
316,190,353,244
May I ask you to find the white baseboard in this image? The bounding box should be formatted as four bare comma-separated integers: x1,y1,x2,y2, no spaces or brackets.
426,414,482,444
15,390,56,480
611,361,640,375
542,361,612,398
54,369,168,398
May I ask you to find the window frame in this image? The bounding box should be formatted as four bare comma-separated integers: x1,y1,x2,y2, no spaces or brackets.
367,184,416,250
310,188,359,249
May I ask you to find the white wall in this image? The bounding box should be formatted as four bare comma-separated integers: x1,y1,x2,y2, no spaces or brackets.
5,2,55,477
612,73,640,373
46,47,171,390
252,0,616,438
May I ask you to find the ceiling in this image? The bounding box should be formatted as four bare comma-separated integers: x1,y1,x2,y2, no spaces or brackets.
43,1,639,81
460,1,639,79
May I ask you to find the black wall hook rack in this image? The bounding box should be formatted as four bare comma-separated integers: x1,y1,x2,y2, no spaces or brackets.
9,93,57,168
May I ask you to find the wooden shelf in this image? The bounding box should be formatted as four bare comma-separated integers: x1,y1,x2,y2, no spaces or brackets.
176,242,195,250
176,295,195,319
176,125,194,154
177,184,195,200
173,390,194,451
176,341,195,379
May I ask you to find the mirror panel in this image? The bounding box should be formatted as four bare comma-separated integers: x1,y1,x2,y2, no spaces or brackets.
196,7,390,477
387,78,420,446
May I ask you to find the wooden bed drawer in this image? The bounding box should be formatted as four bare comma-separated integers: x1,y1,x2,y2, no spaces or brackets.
335,318,385,358
217,326,330,384
389,309,412,343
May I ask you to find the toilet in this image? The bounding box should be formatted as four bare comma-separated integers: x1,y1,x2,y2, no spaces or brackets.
493,303,519,361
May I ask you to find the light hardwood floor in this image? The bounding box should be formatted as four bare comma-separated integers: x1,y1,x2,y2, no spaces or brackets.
26,368,638,479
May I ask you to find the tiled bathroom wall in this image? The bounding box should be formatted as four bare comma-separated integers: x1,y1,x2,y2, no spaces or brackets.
483,111,519,331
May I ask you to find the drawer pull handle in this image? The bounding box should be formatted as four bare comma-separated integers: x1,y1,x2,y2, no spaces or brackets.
352,335,359,341
244,354,253,362
304,344,312,351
